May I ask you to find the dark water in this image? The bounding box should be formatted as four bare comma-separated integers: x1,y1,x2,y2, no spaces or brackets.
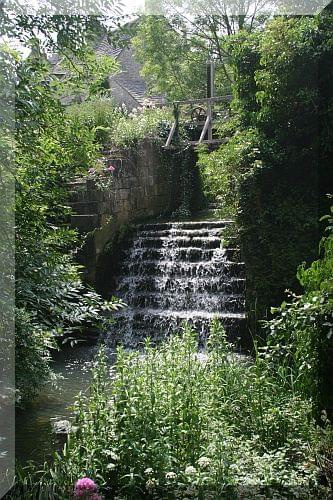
15,345,97,465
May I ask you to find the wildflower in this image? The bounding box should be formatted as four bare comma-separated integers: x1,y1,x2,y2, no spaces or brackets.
184,465,197,476
197,456,211,469
144,467,154,475
74,477,99,498
165,471,177,480
184,486,197,497
107,165,115,172
146,478,158,492
88,168,96,174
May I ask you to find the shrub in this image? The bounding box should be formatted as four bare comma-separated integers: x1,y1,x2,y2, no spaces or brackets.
66,97,121,146
197,127,279,218
67,98,172,149
15,56,124,404
110,105,172,148
13,323,332,498
263,204,333,412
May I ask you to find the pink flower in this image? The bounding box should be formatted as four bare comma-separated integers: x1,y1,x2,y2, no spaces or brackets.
74,477,98,498
107,165,115,172
88,168,96,174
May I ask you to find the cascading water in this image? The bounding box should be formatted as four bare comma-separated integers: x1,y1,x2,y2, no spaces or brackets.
108,220,246,348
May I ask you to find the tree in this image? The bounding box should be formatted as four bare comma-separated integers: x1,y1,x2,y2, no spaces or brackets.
132,16,208,100
0,3,127,403
198,12,333,330
132,1,271,100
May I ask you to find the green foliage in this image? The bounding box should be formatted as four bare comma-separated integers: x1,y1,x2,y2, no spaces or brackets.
197,127,278,217
1,4,124,57
55,49,119,101
66,96,121,145
14,54,124,404
161,140,205,218
111,106,173,148
132,5,270,102
12,324,332,498
199,13,333,325
132,16,208,101
263,206,333,411
67,99,172,148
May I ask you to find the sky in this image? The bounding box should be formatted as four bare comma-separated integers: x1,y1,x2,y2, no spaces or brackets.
4,0,146,57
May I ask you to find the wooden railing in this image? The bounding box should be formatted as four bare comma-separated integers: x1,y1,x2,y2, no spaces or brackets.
164,95,232,147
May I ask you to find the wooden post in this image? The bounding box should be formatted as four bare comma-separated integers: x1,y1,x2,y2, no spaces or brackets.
207,101,212,141
206,61,215,98
198,115,210,143
165,103,179,147
165,121,177,147
198,100,212,144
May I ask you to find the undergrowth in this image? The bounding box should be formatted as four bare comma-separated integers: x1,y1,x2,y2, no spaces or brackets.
10,322,332,499
66,99,172,149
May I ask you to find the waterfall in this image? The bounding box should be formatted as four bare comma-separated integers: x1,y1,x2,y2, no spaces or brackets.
108,220,246,348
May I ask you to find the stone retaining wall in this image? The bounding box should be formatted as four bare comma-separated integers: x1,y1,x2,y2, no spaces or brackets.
69,139,170,285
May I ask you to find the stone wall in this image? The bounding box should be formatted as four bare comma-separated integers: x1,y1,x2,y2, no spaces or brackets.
69,139,170,286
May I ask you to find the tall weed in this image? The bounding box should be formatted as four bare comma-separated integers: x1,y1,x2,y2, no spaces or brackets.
11,322,332,498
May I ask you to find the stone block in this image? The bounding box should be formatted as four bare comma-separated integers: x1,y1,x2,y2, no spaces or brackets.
71,214,100,234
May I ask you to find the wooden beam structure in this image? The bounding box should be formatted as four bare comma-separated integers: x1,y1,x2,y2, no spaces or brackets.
163,95,232,148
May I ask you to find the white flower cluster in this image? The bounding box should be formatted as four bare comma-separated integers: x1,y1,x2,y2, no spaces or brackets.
184,465,197,476
145,478,158,491
197,456,211,469
165,471,177,480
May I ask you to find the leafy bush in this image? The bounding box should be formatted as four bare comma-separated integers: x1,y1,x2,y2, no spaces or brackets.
198,13,333,326
263,205,333,412
13,323,332,498
66,97,121,145
67,98,172,149
15,55,124,404
110,106,172,148
197,127,279,218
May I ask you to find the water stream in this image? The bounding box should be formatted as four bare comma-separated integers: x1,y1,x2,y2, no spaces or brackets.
108,220,246,348
16,218,247,466
15,345,97,465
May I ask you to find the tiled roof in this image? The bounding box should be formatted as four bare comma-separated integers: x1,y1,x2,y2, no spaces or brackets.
49,34,165,107
95,35,123,59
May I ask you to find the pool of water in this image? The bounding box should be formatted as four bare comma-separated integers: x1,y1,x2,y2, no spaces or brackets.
15,344,98,465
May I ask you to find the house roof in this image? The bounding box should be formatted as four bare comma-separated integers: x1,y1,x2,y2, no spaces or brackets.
95,35,123,59
49,34,165,107
95,34,165,107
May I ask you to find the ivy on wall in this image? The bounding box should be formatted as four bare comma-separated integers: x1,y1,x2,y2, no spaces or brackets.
198,13,333,333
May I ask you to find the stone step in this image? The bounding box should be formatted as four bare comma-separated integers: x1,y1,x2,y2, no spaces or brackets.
71,214,100,233
132,236,223,249
109,309,247,347
116,276,246,295
123,292,244,313
69,189,104,204
119,260,245,278
123,247,241,262
136,228,226,238
114,308,245,321
70,201,100,215
136,220,233,231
